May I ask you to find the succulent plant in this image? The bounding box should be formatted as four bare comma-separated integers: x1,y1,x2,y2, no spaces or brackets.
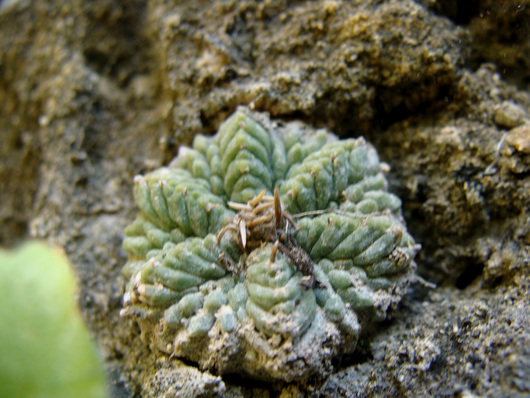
120,107,420,382
0,242,108,398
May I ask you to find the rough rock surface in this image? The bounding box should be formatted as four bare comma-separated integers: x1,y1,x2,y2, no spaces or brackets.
419,0,530,90
0,0,528,397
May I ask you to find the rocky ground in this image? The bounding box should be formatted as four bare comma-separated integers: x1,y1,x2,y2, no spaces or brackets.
0,0,528,396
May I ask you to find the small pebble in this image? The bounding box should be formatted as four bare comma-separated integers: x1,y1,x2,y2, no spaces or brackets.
505,124,530,154
493,101,527,129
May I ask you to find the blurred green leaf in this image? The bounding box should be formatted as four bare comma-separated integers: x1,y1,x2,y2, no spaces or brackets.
0,241,108,398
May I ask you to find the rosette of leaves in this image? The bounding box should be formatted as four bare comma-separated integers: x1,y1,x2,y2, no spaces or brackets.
121,107,419,382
